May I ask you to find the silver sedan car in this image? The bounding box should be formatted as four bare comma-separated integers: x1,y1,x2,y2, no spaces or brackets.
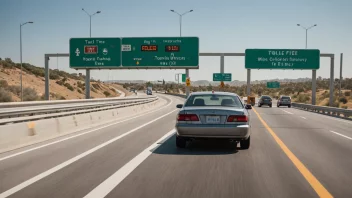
175,91,252,149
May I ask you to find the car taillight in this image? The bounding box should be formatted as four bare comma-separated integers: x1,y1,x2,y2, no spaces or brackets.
227,115,248,122
177,114,199,121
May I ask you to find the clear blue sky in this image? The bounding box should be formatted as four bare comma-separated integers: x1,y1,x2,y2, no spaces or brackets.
1,0,351,82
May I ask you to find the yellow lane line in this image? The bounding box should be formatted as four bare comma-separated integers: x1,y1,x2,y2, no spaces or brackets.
252,107,333,198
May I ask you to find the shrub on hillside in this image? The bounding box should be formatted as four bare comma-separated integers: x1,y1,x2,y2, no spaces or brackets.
92,83,101,90
7,85,21,96
77,81,85,90
23,87,39,101
345,91,351,97
64,83,74,91
77,89,83,94
0,80,8,88
56,80,64,86
49,72,60,80
0,88,13,102
103,91,111,97
4,58,14,64
324,100,340,107
297,94,310,103
339,97,348,104
0,60,14,68
22,63,45,77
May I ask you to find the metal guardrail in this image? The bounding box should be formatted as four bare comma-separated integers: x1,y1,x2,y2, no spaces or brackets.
292,102,352,120
0,96,158,121
0,98,157,125
0,95,153,108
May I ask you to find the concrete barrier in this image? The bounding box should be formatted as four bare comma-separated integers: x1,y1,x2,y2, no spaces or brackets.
0,97,166,153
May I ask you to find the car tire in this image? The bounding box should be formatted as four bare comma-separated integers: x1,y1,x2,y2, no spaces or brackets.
269,105,272,108
277,105,280,108
176,136,187,148
240,136,250,149
288,105,291,108
258,104,261,107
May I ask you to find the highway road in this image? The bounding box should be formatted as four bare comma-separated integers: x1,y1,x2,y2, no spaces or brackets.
114,89,126,98
0,94,351,198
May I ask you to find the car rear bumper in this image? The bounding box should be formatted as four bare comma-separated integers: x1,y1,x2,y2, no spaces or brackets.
175,124,250,140
278,102,291,106
259,102,272,105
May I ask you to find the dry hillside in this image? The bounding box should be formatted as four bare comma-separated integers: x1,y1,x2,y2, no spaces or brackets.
0,58,129,102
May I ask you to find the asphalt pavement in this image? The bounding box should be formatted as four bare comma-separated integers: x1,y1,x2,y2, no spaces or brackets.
0,94,351,198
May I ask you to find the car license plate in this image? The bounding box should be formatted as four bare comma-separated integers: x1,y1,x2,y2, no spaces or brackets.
206,116,220,124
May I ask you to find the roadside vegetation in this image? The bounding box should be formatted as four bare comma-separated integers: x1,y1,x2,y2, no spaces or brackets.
122,78,352,109
0,58,125,102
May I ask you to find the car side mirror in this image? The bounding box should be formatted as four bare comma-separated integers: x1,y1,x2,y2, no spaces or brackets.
245,104,252,109
176,104,183,109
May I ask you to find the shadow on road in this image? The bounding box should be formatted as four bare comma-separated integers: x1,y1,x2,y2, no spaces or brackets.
153,134,239,155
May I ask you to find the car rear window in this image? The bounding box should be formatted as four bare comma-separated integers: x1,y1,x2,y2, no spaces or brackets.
185,94,243,108
282,96,290,99
261,96,271,99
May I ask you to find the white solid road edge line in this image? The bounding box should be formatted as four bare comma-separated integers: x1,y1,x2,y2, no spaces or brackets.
330,131,352,140
84,129,176,198
0,95,173,162
281,109,293,115
0,109,178,198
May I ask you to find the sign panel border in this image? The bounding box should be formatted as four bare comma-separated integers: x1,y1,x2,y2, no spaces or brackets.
121,36,199,69
245,49,320,70
69,37,122,69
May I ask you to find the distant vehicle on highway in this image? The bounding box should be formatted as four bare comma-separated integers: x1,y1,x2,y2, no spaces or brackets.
146,86,152,95
277,95,291,108
258,95,272,107
175,91,252,149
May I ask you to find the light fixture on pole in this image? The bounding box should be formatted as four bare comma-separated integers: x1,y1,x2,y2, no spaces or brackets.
20,21,33,102
297,24,317,49
170,9,193,37
82,8,101,37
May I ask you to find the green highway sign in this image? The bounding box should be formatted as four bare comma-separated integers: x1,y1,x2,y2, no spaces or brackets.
267,81,280,88
121,37,199,69
70,38,121,69
213,73,232,81
245,49,320,70
182,74,186,82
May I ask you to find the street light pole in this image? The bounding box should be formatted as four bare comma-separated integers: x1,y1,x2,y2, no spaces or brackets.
20,21,33,102
82,9,101,99
170,9,193,97
297,24,317,49
297,24,317,105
